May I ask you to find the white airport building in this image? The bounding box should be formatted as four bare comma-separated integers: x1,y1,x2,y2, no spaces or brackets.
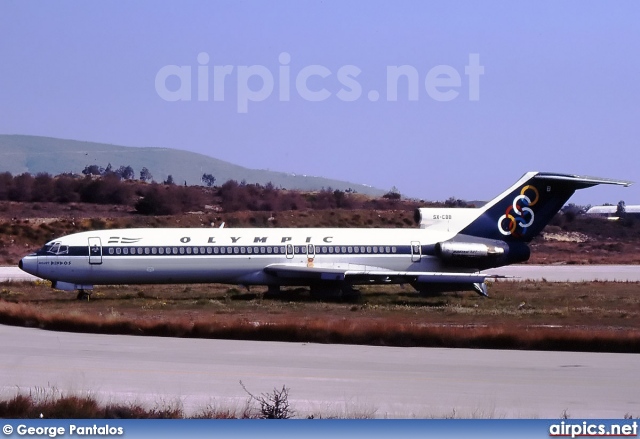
586,205,640,218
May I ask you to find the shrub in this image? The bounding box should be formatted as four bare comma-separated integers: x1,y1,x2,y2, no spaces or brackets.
240,381,294,419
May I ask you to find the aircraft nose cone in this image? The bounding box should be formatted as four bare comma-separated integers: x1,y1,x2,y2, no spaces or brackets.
19,255,38,276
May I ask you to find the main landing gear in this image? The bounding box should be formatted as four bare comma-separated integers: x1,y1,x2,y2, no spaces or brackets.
309,283,361,300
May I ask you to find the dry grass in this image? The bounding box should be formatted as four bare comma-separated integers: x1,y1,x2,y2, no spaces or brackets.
1,281,639,353
0,387,256,419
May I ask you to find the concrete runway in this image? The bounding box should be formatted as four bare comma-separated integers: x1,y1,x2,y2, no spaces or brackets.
485,264,640,282
0,325,638,418
3,265,640,283
0,266,39,281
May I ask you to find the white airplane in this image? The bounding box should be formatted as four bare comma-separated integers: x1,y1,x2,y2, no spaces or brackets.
19,172,631,300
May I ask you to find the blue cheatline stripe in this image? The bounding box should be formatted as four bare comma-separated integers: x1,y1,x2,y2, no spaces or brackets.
38,245,432,258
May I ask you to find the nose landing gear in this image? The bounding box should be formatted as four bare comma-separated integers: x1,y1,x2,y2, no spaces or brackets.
76,290,91,301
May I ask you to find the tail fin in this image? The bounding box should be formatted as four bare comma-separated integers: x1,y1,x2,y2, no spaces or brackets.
460,172,632,242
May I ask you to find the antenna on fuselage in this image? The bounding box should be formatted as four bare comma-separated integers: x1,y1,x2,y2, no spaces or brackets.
219,222,225,228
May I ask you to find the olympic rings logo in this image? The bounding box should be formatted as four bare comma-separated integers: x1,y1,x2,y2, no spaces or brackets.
497,185,539,236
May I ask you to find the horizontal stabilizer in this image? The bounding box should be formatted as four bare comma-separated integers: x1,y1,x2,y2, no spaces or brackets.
532,173,632,188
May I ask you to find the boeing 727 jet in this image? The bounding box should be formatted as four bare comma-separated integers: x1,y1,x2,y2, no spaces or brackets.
19,172,631,300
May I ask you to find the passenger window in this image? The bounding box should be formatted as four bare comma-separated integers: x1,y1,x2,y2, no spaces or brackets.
123,248,129,255
116,248,122,255
109,248,114,255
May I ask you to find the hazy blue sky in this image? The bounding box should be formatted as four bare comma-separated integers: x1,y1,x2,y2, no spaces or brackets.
1,1,638,205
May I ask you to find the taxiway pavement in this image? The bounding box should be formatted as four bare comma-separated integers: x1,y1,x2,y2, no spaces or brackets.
3,265,640,284
484,264,640,282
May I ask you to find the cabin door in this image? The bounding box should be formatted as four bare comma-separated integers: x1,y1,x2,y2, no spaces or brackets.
88,237,102,265
285,244,294,259
410,241,421,262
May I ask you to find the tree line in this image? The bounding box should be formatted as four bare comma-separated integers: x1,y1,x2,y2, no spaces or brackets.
82,164,215,187
0,172,418,215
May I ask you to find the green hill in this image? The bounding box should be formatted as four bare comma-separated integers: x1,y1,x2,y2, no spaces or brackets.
0,135,384,195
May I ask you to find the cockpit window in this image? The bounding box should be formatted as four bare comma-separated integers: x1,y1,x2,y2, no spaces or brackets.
47,242,69,255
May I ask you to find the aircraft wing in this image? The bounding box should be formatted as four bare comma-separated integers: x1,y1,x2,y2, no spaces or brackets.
263,263,503,284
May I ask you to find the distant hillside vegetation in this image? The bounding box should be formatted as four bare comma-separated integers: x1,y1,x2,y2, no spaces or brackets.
0,135,384,195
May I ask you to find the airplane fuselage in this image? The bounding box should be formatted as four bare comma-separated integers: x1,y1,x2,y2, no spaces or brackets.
21,227,463,288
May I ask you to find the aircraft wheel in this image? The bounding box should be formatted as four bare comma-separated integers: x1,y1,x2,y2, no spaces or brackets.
341,285,361,301
310,283,342,300
76,290,91,301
